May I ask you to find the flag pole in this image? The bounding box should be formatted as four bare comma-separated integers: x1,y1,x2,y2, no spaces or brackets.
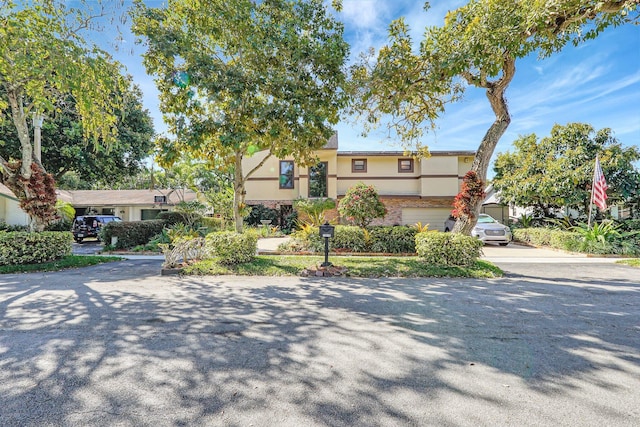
588,167,595,229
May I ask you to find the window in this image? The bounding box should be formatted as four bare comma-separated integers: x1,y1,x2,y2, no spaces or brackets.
279,160,294,189
398,158,414,173
309,162,328,198
351,159,367,173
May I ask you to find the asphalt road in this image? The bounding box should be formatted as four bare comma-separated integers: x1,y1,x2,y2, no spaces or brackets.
1,255,638,426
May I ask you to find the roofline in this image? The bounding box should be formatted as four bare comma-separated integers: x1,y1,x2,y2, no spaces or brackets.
337,151,476,157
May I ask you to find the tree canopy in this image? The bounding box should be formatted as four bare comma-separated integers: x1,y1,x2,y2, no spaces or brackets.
493,123,640,218
0,83,154,185
131,0,349,231
0,0,127,230
349,0,639,233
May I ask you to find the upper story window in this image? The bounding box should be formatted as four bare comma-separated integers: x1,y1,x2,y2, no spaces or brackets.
309,161,328,198
398,158,414,173
279,160,294,189
351,159,367,173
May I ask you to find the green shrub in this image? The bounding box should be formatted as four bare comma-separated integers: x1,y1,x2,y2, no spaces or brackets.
369,226,418,253
205,231,257,264
332,225,368,252
244,204,278,227
156,211,193,226
0,231,72,265
100,220,166,250
338,183,386,228
200,216,224,231
0,220,28,232
415,232,483,266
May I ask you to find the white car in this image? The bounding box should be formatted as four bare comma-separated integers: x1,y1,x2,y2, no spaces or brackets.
471,214,512,246
444,214,512,246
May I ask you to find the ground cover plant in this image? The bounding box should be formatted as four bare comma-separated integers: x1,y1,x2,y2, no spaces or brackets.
616,259,640,267
183,255,502,278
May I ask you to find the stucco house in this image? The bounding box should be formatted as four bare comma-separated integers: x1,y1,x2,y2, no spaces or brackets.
0,184,197,225
243,135,475,231
0,184,29,226
57,188,198,221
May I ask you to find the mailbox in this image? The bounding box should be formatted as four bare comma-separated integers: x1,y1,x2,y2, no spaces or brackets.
319,222,335,238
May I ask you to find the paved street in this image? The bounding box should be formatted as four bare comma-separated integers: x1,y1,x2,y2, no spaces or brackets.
1,253,638,426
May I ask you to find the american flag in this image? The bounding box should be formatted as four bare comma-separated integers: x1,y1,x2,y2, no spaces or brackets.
591,155,608,211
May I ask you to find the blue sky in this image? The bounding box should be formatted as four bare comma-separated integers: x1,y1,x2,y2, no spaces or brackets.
106,0,640,163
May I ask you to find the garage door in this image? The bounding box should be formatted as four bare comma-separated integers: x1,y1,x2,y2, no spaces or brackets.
401,208,451,231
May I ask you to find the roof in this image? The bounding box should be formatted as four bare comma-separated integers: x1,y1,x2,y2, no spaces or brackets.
58,189,198,206
0,184,197,206
337,150,476,157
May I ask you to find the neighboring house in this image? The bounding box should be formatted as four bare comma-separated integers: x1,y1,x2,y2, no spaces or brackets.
57,188,198,221
243,135,475,231
0,184,29,226
481,185,514,224
0,184,197,224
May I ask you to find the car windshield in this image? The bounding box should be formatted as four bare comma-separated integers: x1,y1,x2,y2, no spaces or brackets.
477,215,497,224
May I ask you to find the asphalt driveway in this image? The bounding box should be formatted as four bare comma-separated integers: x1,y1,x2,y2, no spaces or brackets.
0,259,638,426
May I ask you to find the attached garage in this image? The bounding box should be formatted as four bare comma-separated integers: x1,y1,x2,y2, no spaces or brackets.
401,208,451,231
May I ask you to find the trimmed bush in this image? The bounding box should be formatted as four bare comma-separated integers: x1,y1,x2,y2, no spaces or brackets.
513,227,582,251
332,225,368,252
205,231,257,264
101,220,166,250
415,232,483,266
369,226,418,253
156,211,195,226
0,231,72,265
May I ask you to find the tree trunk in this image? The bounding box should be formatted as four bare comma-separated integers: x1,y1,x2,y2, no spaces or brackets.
1,87,56,232
453,57,515,235
233,152,245,233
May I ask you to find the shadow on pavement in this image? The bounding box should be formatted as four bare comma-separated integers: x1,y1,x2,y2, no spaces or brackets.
0,261,638,425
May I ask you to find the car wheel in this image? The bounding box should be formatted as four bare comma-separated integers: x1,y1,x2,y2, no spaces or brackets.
499,242,509,246
444,228,449,232
76,238,83,243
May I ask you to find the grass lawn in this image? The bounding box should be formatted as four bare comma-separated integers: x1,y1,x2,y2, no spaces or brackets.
616,258,640,267
183,255,503,278
0,255,123,274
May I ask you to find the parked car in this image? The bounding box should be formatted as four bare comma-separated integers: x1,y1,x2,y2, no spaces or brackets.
72,215,122,243
444,213,512,246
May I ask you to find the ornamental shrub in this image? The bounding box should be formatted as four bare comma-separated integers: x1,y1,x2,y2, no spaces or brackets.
100,220,166,250
0,231,72,265
338,183,386,228
205,231,257,264
415,232,483,266
332,225,368,252
369,226,418,253
157,211,193,226
244,204,278,227
452,171,485,221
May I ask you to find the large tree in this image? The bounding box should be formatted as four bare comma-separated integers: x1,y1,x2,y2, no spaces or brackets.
0,83,154,186
0,0,126,230
131,0,349,232
350,0,639,234
493,123,640,218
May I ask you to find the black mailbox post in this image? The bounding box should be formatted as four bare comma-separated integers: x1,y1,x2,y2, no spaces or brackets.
319,222,335,267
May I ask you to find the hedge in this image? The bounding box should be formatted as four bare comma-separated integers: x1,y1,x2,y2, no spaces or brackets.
205,231,258,264
101,220,166,250
415,232,483,266
0,231,72,265
369,226,418,253
513,228,581,251
156,211,198,226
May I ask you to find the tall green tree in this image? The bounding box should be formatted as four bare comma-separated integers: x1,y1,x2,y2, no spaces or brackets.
0,0,126,230
493,123,640,218
131,0,349,232
350,0,639,234
0,83,154,185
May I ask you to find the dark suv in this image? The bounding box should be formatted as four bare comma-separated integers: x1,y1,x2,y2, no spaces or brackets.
72,215,122,243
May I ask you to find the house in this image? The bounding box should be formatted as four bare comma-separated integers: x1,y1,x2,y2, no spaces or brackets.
0,184,197,224
0,184,29,226
57,188,198,220
243,135,475,231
